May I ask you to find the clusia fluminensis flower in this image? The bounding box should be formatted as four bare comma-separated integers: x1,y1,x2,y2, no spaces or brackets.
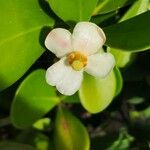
45,22,115,95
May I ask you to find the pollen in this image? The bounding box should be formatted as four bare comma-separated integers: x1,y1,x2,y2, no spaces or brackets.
67,51,88,71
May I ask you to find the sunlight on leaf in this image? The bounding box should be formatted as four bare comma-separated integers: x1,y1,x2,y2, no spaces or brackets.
11,70,60,129
47,0,98,22
0,0,54,91
93,0,133,15
79,71,116,113
33,118,51,131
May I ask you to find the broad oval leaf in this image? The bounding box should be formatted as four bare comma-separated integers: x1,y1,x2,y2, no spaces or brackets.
11,69,60,129
0,0,54,91
104,11,150,52
79,71,116,113
47,0,98,22
110,0,149,67
54,107,90,150
0,142,36,150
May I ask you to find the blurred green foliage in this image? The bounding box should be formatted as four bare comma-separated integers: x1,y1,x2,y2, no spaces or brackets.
0,0,150,150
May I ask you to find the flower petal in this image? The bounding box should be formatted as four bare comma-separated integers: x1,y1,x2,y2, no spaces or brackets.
85,53,115,78
46,58,83,95
45,28,72,58
72,22,106,55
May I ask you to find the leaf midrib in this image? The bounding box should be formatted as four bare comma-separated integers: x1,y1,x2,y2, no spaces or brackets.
0,25,44,47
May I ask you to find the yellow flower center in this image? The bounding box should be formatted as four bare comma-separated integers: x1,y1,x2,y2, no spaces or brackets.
67,51,88,71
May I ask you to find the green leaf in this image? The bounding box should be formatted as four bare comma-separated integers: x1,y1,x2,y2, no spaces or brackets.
11,69,60,129
128,97,144,105
63,93,80,103
130,107,150,119
104,11,150,52
120,0,149,21
106,128,134,150
79,71,116,113
0,0,54,91
91,11,117,25
16,131,54,150
137,107,150,118
34,133,51,150
93,0,133,15
91,128,134,150
91,134,118,150
54,107,90,150
110,48,132,67
0,142,36,150
47,0,98,22
33,118,51,131
114,67,123,96
110,0,149,67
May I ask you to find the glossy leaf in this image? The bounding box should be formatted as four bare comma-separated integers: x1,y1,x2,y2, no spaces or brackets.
54,107,90,150
11,70,60,129
0,0,54,91
79,71,116,113
0,142,36,150
93,0,133,15
120,0,149,20
114,67,123,96
110,48,132,67
110,0,149,67
47,0,98,22
104,11,150,52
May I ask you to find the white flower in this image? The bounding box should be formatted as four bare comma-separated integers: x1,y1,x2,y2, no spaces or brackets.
45,22,115,96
